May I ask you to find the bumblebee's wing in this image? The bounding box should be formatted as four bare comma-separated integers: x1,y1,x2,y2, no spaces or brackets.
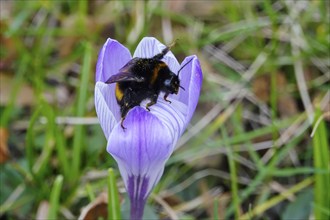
105,71,144,84
105,58,145,84
118,57,139,72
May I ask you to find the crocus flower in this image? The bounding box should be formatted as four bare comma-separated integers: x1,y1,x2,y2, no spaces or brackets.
95,37,202,219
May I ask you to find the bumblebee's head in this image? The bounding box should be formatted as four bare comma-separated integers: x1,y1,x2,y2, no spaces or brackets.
164,74,181,94
163,57,194,95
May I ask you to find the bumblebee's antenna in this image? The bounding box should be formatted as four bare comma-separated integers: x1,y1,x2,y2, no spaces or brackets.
177,57,194,77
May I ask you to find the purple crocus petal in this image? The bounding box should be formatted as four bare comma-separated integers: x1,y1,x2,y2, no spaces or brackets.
133,37,181,73
95,38,132,82
94,82,120,138
142,98,187,145
177,55,203,124
107,107,173,199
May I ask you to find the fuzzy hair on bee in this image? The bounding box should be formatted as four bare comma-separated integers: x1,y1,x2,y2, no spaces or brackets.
106,43,193,129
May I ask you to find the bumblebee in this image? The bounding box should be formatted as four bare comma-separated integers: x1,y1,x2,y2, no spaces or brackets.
106,44,192,129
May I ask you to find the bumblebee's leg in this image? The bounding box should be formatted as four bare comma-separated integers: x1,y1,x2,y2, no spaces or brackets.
163,93,171,104
120,117,126,130
120,102,131,130
153,47,169,60
152,41,176,60
146,94,158,111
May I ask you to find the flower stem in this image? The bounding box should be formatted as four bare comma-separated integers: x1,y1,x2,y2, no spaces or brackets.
128,175,149,220
130,198,146,220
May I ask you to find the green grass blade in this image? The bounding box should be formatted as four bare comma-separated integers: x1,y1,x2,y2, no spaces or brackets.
86,183,95,202
48,175,64,219
5,9,33,37
1,55,28,127
231,105,263,169
33,104,55,179
71,42,92,181
168,116,298,165
107,168,121,220
221,126,240,219
271,167,316,177
54,123,70,179
312,109,330,219
213,198,220,220
240,177,314,219
225,122,308,218
26,105,43,177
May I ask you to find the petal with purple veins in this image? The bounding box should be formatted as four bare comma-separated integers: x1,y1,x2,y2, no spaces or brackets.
95,38,132,82
177,55,203,124
133,37,180,73
94,82,120,138
107,107,173,197
142,98,187,145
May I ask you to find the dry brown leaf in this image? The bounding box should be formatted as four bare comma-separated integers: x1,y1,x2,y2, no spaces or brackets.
162,193,182,207
185,1,219,17
0,20,18,70
199,180,214,218
215,193,231,220
0,73,35,106
78,192,108,220
168,0,218,17
191,154,224,169
58,15,96,57
252,72,297,117
276,73,298,117
168,0,187,12
0,127,9,163
252,75,270,102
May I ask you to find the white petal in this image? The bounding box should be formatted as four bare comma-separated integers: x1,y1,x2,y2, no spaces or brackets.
94,82,119,139
133,37,180,72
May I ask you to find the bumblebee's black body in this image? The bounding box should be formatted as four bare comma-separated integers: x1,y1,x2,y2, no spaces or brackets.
106,46,184,129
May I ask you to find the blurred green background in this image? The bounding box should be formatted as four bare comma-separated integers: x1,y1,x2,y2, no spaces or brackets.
0,0,329,219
